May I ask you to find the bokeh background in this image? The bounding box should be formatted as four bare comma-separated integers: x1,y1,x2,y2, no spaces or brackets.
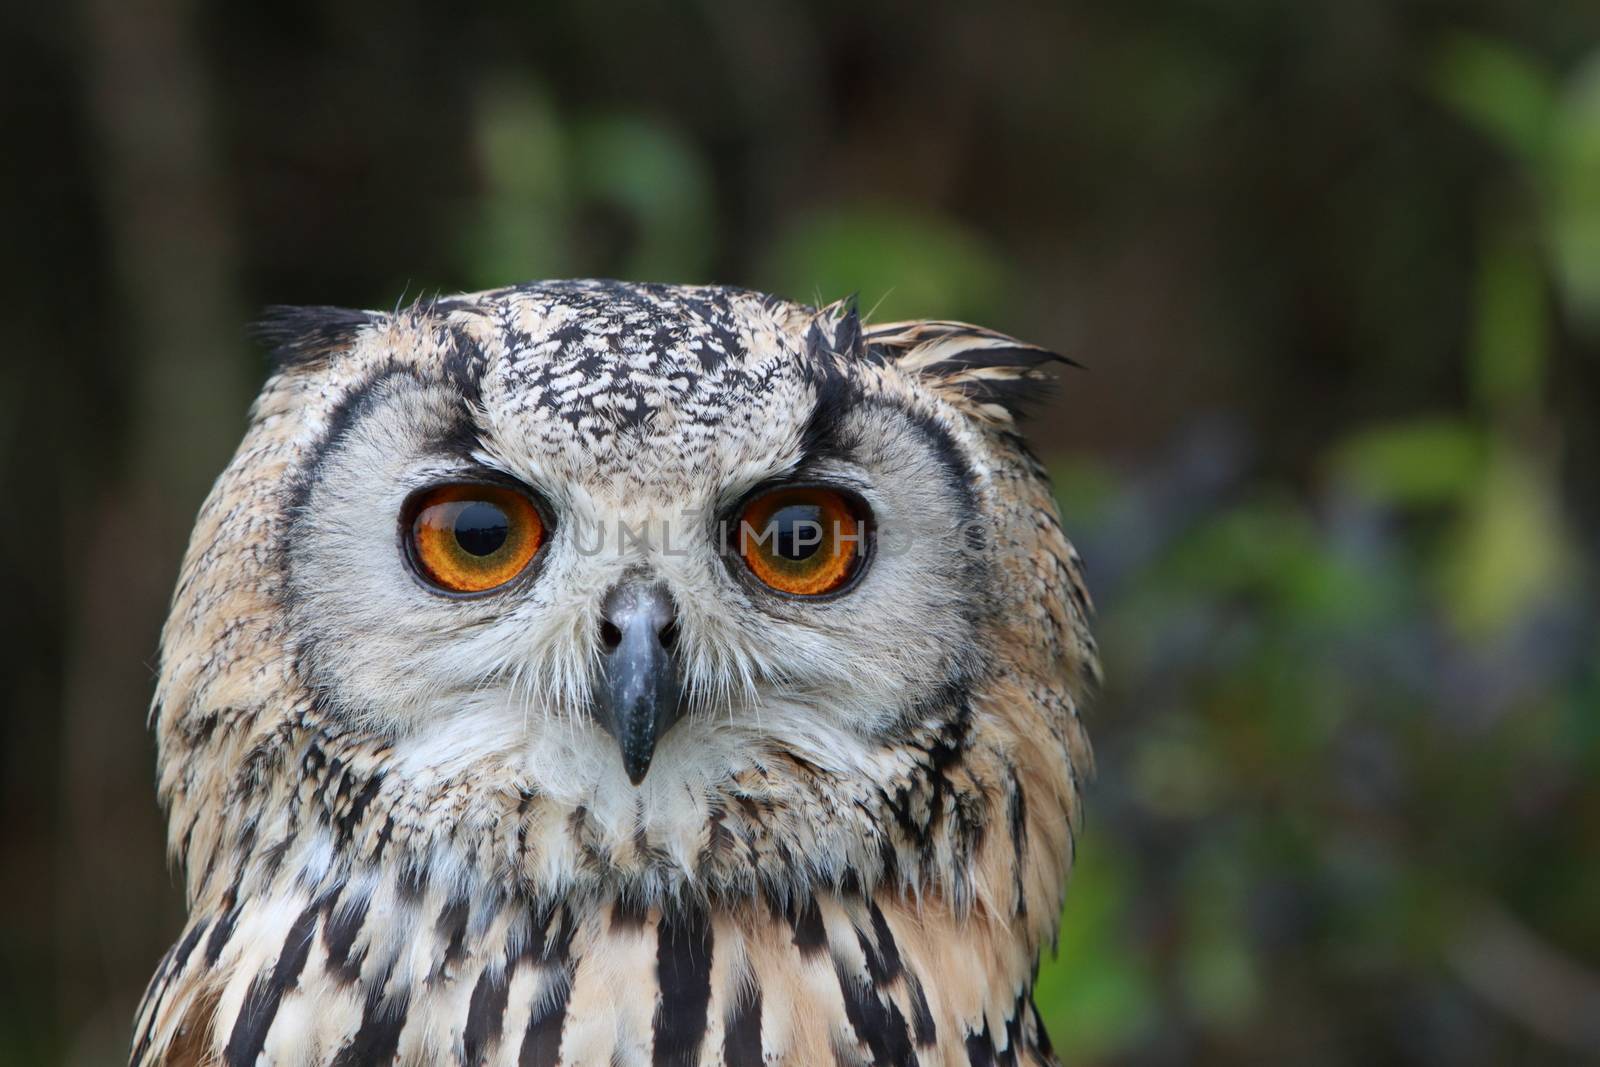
5,1,1600,1064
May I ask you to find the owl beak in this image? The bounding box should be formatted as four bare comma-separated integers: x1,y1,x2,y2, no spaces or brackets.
594,582,684,785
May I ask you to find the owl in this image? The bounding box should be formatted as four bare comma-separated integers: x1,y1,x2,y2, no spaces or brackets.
131,280,1097,1067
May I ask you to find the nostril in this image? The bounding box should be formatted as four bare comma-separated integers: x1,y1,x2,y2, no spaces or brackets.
658,619,679,652
599,620,623,651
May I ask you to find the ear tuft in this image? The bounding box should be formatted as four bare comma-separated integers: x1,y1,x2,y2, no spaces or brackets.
863,320,1077,423
250,305,379,372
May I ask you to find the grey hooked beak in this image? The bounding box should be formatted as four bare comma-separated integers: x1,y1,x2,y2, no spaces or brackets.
593,582,684,785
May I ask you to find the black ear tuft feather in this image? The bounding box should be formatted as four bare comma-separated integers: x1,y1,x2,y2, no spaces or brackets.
862,320,1078,423
250,305,379,372
831,297,863,361
797,300,864,460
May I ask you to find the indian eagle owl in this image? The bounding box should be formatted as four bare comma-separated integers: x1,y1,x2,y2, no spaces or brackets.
132,280,1097,1066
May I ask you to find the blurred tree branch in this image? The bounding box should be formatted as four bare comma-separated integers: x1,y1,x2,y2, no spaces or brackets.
1447,895,1600,1053
61,0,248,1059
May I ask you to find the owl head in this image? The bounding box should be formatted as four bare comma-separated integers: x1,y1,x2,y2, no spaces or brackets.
154,279,1094,916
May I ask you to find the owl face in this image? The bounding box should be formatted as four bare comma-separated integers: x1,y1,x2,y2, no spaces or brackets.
280,282,993,821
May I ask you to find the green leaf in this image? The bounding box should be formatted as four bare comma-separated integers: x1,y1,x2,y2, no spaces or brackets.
1549,50,1600,333
1428,33,1558,167
462,77,572,286
1035,832,1158,1058
571,117,714,281
1438,443,1574,636
1179,873,1261,1030
1326,416,1487,507
760,206,1008,321
1470,224,1548,411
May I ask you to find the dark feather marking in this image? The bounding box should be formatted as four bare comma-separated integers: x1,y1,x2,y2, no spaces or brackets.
863,902,903,983
223,901,318,1066
520,899,557,963
917,345,1074,376
1000,996,1024,1067
697,803,736,871
894,404,982,534
188,707,222,744
791,896,827,956
131,918,212,1065
633,824,674,873
434,895,471,979
865,324,1078,420
851,921,889,985
432,414,490,462
905,972,937,1047
723,984,763,1067
423,294,487,319
223,977,280,1067
396,856,429,902
1008,770,1030,919
194,822,222,893
252,305,378,372
611,895,649,931
834,962,915,1067
527,902,578,965
876,834,903,885
463,962,511,1066
443,324,489,408
129,1015,158,1065
965,1025,997,1067
281,361,430,522
301,743,328,805
373,813,395,862
137,937,179,1014
832,303,863,361
733,793,767,825
164,917,210,987
654,903,714,1067
334,772,385,844
941,372,1063,420
798,320,858,465
323,893,370,984
257,836,292,883
519,971,571,1067
333,982,409,1067
1030,999,1054,1057
1007,771,1028,860
205,902,243,965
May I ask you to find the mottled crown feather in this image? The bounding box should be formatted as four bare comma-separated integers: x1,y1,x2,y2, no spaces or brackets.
251,292,1074,429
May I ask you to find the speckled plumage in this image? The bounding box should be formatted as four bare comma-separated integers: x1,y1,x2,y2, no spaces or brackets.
133,280,1097,1067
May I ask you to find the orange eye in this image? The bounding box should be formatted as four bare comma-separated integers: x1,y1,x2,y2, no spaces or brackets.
734,486,870,596
405,484,544,594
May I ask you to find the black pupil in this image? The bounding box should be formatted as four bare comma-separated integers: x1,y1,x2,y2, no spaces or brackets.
770,503,826,561
454,501,510,557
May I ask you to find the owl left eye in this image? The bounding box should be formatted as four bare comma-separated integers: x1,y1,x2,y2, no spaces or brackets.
731,485,872,597
403,483,545,594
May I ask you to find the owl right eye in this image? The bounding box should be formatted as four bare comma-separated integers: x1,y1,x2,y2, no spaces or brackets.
403,483,545,594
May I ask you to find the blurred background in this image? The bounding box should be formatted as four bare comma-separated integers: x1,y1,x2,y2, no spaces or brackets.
4,0,1600,1063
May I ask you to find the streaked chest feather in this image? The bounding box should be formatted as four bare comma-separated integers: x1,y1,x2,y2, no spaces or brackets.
135,886,1057,1066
